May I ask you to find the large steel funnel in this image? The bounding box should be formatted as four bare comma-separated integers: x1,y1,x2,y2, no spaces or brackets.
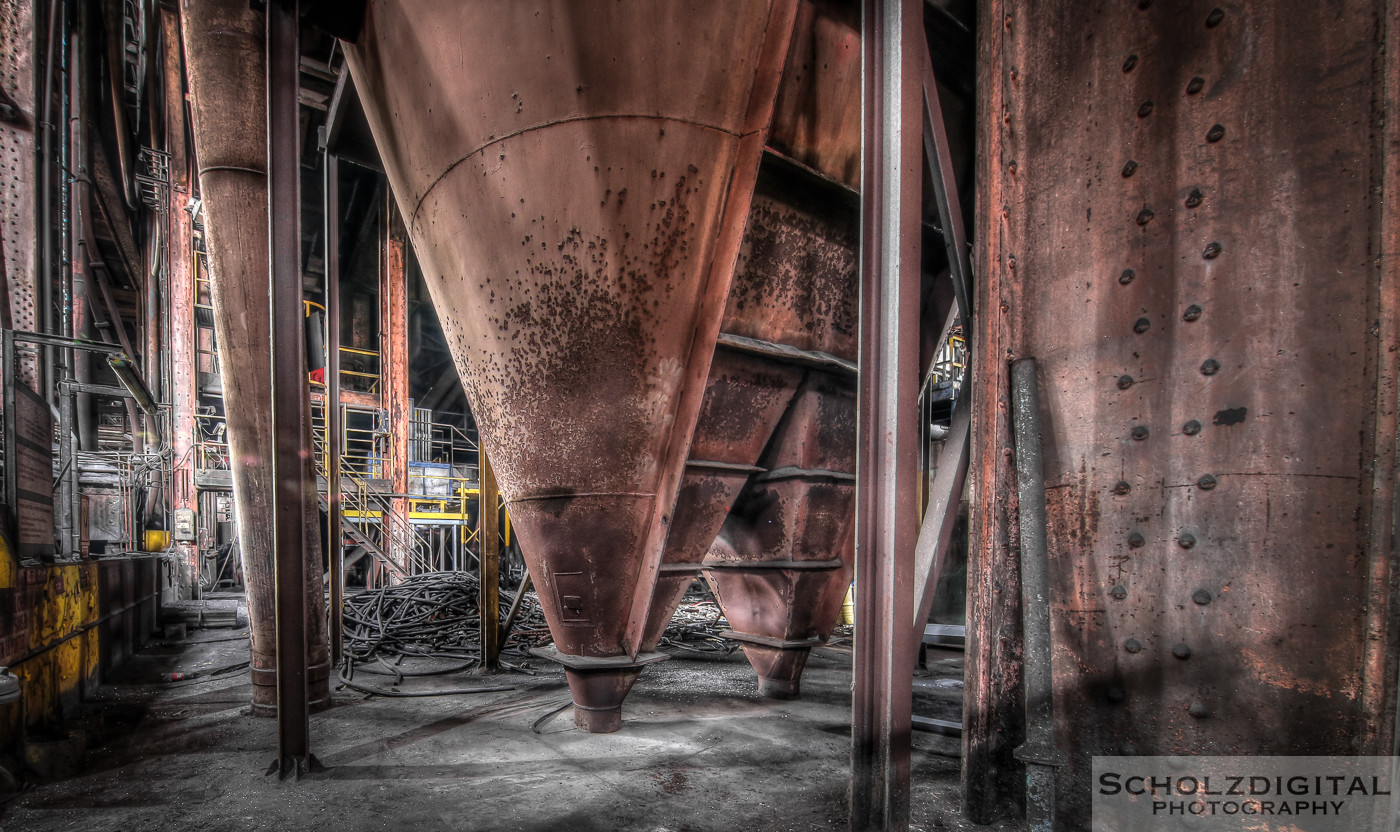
181,0,330,714
345,0,795,731
701,181,860,700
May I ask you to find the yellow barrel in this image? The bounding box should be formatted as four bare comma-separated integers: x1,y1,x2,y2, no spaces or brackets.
143,531,170,552
840,584,855,625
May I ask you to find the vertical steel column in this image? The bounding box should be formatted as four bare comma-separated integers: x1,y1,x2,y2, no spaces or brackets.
381,205,410,573
162,6,198,597
325,151,343,667
479,450,500,670
266,0,311,777
849,0,922,829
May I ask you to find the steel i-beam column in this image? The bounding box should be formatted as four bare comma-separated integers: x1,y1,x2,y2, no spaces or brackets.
479,450,500,670
849,0,922,829
324,150,343,667
266,0,312,777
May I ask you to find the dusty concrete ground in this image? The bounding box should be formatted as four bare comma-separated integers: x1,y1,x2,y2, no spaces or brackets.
1,626,1018,832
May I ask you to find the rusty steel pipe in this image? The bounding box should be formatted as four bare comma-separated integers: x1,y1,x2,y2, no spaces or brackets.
347,0,794,731
1009,358,1066,832
181,0,329,716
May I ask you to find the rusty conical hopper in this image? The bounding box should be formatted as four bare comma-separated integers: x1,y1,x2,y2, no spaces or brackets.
702,180,860,700
346,0,792,731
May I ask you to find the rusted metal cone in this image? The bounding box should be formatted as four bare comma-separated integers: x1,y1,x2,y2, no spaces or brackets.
346,1,788,730
181,0,330,714
705,372,858,700
640,349,803,651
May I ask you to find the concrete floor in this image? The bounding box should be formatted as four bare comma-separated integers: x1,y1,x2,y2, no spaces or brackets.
2,624,1016,832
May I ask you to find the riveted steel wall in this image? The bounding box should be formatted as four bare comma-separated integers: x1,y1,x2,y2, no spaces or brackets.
970,0,1400,825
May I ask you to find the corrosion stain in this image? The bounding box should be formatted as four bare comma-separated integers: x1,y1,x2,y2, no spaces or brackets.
1212,406,1248,427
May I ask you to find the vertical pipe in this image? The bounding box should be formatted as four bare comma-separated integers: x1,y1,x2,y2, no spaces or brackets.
266,0,311,776
479,450,500,670
1008,358,1066,832
849,0,922,829
325,152,343,668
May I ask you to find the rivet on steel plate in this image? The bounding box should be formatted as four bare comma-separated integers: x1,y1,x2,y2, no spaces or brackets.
1136,208,1155,226
1124,638,1143,654
1172,643,1192,660
1205,8,1225,27
1200,358,1220,375
1183,304,1203,321
1119,268,1136,285
1186,76,1205,95
1178,531,1197,549
1183,419,1202,435
1188,700,1210,719
1185,188,1204,208
1112,480,1132,495
1009,161,1018,175
1206,123,1226,143
1122,54,1138,73
1137,100,1154,118
1128,531,1145,548
1117,374,1135,390
1133,317,1151,334
1197,473,1218,490
1192,589,1213,605
1008,255,1017,270
1131,425,1149,441
1122,159,1139,178
1107,686,1126,703
1110,585,1128,600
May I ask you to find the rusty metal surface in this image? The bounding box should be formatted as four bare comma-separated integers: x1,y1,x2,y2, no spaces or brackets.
722,183,859,361
346,0,793,728
767,0,862,190
0,0,38,389
268,0,315,772
640,348,802,651
848,1,922,828
705,370,857,699
161,6,200,602
973,0,1400,826
180,0,328,714
647,170,859,663
382,210,411,574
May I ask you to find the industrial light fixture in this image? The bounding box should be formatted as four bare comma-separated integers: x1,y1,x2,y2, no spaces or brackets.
107,354,159,415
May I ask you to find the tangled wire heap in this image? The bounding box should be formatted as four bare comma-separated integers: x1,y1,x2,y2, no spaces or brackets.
339,572,738,696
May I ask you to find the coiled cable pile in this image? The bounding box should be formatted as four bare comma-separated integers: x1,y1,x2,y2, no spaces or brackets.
338,573,738,696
